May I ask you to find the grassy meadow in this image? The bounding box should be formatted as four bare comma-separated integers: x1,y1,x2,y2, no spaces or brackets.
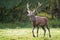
0,28,60,40
0,0,60,40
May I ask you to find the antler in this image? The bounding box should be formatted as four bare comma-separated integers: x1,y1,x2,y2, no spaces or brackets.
27,3,32,14
27,2,42,13
32,2,42,13
38,2,42,7
27,3,30,10
36,2,42,11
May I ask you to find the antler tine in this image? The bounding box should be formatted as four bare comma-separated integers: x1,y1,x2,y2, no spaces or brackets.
35,2,42,11
27,3,30,10
34,2,42,13
38,2,42,7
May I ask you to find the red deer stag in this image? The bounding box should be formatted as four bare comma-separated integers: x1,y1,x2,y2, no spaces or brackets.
27,2,51,37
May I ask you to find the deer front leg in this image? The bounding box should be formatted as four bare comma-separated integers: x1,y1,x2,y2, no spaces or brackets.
32,26,35,37
37,26,39,37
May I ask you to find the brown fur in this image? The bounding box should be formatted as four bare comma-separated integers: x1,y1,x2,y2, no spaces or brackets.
29,15,48,26
27,3,51,37
34,16,48,26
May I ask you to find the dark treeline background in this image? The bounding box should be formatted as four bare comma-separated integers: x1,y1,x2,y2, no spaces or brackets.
0,0,60,28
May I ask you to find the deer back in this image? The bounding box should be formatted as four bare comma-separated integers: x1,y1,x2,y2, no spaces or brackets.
35,16,48,26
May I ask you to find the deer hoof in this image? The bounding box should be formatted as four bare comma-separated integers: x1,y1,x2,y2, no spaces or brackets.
49,35,51,38
33,35,35,37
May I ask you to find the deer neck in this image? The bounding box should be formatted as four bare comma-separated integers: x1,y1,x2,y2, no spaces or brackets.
30,15,36,22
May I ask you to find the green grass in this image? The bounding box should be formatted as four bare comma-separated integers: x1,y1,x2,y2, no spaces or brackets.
0,28,60,40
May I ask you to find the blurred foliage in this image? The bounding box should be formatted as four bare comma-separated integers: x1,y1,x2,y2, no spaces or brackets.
0,0,60,28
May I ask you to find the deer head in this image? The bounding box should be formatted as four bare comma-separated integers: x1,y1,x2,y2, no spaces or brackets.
27,2,42,17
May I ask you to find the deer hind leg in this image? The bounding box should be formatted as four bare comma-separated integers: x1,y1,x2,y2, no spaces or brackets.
46,25,51,37
37,26,39,37
41,26,46,37
32,26,35,37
